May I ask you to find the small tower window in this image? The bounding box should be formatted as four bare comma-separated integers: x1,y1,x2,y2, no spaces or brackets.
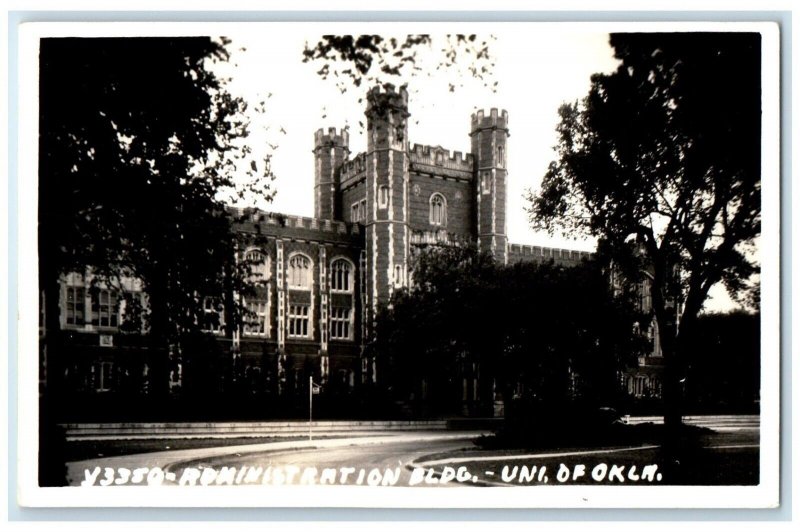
497,144,505,168
429,193,447,227
378,185,389,208
481,172,492,194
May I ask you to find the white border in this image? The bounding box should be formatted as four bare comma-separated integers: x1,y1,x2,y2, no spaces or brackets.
16,20,781,509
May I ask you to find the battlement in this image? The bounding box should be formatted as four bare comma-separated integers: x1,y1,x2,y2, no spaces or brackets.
340,152,368,183
313,127,350,148
229,207,362,236
507,243,594,263
366,84,409,115
471,108,509,133
409,144,474,172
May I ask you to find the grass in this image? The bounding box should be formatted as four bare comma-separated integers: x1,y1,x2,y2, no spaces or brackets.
419,425,759,486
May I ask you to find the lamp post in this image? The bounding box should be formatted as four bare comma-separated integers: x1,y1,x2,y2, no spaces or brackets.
309,376,320,441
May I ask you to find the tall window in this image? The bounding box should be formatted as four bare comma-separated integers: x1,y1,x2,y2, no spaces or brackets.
378,185,389,208
497,144,505,168
640,277,653,313
65,286,85,326
201,297,225,334
351,202,360,222
393,265,405,287
429,193,447,226
359,199,367,221
288,254,312,289
243,298,268,336
288,304,310,338
330,307,352,340
330,259,353,292
245,249,269,284
91,289,118,328
481,172,491,194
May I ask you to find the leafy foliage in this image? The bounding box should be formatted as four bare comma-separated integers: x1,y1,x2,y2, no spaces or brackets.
528,32,761,426
303,34,496,94
374,246,647,413
39,37,274,340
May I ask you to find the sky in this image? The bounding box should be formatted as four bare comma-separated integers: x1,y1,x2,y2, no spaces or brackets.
208,24,737,312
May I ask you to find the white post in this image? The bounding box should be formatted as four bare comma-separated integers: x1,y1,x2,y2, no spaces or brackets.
309,375,313,441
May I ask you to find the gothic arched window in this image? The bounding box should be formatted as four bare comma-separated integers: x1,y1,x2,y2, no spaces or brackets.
244,248,269,283
330,258,353,293
429,193,447,227
288,254,312,289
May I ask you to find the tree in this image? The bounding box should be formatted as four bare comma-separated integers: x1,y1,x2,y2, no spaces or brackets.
681,311,760,412
528,33,761,432
303,34,496,94
39,38,274,389
375,246,646,417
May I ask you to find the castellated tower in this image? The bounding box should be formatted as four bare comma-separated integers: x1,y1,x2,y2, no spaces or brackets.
365,85,410,311
313,127,350,220
471,108,509,264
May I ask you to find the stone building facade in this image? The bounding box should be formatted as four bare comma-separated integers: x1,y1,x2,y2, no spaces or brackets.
43,85,663,413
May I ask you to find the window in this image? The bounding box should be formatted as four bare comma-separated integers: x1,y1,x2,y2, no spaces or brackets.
65,286,85,326
378,185,389,208
481,172,491,194
351,199,368,223
288,254,312,289
429,193,447,226
330,307,352,340
640,277,653,313
497,144,505,168
201,297,225,334
288,304,310,338
91,289,118,328
393,265,405,287
243,298,268,336
245,249,269,283
330,259,353,292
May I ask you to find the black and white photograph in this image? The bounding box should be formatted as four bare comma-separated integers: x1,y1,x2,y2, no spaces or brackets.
15,20,780,509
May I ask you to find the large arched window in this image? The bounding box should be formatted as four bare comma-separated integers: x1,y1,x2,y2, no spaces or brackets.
330,258,353,292
429,193,447,226
287,254,312,289
244,248,269,283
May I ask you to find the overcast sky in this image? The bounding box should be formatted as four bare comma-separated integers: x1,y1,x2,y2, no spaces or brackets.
210,24,736,312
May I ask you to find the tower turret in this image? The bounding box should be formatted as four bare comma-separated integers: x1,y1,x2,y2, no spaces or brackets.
364,84,410,312
313,127,349,220
471,108,509,263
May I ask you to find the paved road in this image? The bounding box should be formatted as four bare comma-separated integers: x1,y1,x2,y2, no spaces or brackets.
166,437,476,487
66,415,760,487
66,431,484,486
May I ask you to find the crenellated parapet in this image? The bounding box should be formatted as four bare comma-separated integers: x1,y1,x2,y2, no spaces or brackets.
313,127,350,149
507,243,594,264
230,207,362,237
365,84,410,116
470,108,509,134
340,152,368,184
409,144,474,174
